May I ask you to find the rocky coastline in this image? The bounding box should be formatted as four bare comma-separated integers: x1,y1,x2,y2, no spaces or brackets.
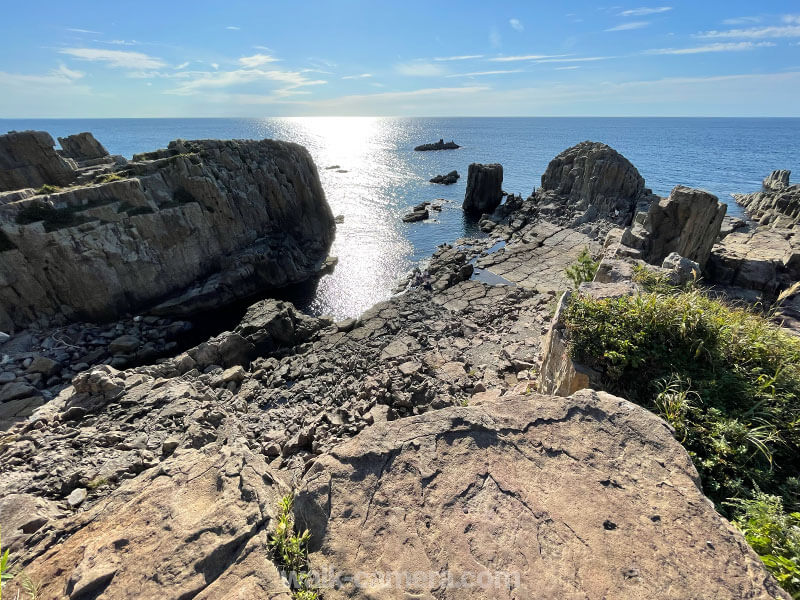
1,132,798,599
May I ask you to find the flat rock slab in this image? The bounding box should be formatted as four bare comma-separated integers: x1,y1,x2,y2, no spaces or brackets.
297,390,786,599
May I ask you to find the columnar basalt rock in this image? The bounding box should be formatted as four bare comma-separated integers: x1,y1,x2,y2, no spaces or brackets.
0,130,78,192
734,170,800,228
0,136,336,330
462,162,503,215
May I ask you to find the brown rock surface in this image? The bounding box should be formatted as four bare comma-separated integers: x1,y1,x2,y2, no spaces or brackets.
296,391,787,599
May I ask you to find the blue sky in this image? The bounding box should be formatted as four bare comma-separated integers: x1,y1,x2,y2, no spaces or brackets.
1,1,799,117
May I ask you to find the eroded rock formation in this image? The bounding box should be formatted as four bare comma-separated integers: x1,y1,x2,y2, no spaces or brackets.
0,135,336,330
734,170,800,228
462,163,503,215
0,131,78,192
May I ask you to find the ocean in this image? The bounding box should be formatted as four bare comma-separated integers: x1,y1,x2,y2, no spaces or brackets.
2,117,798,318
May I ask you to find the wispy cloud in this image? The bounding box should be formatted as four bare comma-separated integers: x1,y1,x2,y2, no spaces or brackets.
342,73,373,79
606,21,650,31
445,69,522,77
66,28,101,34
489,27,501,47
698,18,800,39
59,48,166,69
489,53,571,62
226,26,241,30
646,41,775,54
433,54,484,61
618,6,672,17
395,61,447,76
509,18,524,31
722,16,761,26
555,66,581,70
536,56,614,63
175,61,190,70
784,14,800,24
167,67,327,96
238,53,279,67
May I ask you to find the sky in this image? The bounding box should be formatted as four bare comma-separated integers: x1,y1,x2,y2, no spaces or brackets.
1,0,799,117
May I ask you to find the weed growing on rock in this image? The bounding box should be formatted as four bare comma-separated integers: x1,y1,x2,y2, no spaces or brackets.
99,173,125,183
34,184,59,195
269,495,318,600
565,247,598,289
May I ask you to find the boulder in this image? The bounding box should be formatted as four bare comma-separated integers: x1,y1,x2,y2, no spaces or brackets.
463,163,503,215
0,136,336,329
234,298,325,350
57,132,109,162
0,130,77,192
540,141,647,226
296,392,787,599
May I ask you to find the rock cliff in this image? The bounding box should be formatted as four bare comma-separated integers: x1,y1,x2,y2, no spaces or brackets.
0,135,336,330
462,163,503,215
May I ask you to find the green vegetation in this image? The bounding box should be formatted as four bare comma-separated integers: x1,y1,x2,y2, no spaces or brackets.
269,495,318,600
728,492,800,596
562,281,800,593
99,173,125,183
34,184,60,195
1,530,11,590
564,247,599,289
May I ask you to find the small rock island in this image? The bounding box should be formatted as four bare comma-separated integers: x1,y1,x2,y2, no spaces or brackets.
414,138,460,151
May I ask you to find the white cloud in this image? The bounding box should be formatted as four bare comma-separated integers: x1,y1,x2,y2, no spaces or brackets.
53,64,85,80
238,53,280,67
395,61,447,77
489,27,501,47
535,56,614,63
489,53,572,62
698,24,800,39
175,62,190,70
59,48,166,69
66,28,101,34
606,21,650,31
618,6,672,17
509,18,524,31
646,41,775,54
555,66,581,70
167,66,327,96
342,73,373,79
722,16,761,26
226,26,241,30
445,69,522,78
211,63,220,70
783,15,800,24
433,54,484,61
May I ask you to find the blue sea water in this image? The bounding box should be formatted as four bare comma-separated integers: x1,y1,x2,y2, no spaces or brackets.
2,117,798,318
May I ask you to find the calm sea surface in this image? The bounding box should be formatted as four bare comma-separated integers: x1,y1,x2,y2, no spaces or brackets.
2,117,798,318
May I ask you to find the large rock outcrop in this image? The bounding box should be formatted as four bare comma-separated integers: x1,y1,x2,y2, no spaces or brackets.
0,131,77,192
297,392,786,599
734,170,800,228
617,185,726,269
539,141,649,227
0,136,336,330
463,163,503,215
57,132,110,163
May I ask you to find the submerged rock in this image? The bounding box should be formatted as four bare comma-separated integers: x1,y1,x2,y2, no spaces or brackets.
414,139,460,151
463,163,503,215
0,135,336,330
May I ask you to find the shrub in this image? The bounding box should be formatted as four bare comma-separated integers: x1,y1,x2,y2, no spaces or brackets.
565,247,598,289
34,184,59,195
99,173,125,183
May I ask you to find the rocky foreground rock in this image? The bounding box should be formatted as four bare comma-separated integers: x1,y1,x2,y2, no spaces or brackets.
735,169,800,228
0,135,794,599
0,133,336,331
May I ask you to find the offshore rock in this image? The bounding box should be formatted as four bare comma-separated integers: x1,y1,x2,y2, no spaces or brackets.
463,163,503,215
430,170,460,185
296,391,786,599
414,139,460,151
0,136,336,330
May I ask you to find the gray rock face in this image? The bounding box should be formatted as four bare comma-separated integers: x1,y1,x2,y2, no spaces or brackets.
297,392,786,599
0,131,77,192
540,141,647,225
734,170,800,228
57,132,109,162
463,163,503,215
0,136,336,329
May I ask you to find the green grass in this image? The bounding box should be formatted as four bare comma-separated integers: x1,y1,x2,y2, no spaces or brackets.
562,284,800,593
99,173,125,183
34,184,60,195
269,495,318,600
